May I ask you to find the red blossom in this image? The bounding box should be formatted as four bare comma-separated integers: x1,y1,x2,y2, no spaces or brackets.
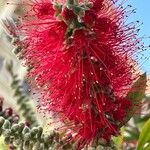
23,0,55,19
19,0,144,148
83,10,97,26
62,7,76,21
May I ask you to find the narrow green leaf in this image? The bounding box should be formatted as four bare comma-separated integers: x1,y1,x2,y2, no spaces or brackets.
137,119,150,150
125,128,139,140
144,144,150,150
119,73,147,127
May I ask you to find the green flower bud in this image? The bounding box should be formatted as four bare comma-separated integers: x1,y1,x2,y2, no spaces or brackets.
33,141,41,150
30,127,38,137
96,145,104,150
22,126,30,134
11,124,19,133
12,46,22,55
3,129,11,137
24,133,31,141
23,140,30,150
13,139,22,146
44,134,50,143
98,138,107,146
39,143,45,150
18,122,25,133
3,120,11,129
4,136,11,144
85,2,93,8
37,127,43,138
88,147,96,150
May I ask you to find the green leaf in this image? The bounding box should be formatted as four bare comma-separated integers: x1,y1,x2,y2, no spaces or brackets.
119,73,147,127
113,127,124,149
125,128,139,140
137,119,150,150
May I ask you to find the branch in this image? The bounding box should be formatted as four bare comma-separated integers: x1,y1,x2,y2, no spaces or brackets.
6,61,38,127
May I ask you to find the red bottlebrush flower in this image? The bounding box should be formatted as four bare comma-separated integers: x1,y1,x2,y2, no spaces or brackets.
92,0,104,12
19,0,144,148
62,7,76,21
83,10,97,26
23,0,55,19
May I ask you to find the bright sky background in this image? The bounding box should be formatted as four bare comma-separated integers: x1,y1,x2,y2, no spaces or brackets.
126,0,150,74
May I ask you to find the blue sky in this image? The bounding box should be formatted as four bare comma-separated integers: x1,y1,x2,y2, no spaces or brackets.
126,0,150,73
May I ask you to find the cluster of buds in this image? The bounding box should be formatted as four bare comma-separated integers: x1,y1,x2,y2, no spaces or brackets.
0,117,57,150
0,97,19,124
